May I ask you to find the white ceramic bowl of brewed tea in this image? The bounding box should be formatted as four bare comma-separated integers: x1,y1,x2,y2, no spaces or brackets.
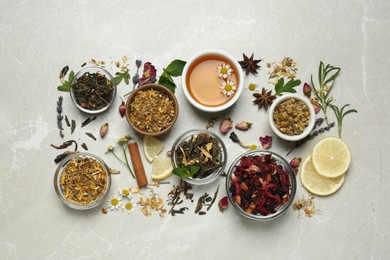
182,50,244,113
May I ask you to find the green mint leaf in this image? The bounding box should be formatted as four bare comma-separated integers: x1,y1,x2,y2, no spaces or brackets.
158,73,176,93
172,167,192,178
190,165,200,175
57,70,75,92
124,77,129,85
68,71,74,83
274,78,284,96
165,60,186,76
114,76,123,85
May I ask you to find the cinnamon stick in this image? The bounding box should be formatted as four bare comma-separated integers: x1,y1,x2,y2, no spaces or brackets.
128,142,148,188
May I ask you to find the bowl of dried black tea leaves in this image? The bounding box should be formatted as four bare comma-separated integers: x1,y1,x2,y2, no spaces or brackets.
70,67,116,114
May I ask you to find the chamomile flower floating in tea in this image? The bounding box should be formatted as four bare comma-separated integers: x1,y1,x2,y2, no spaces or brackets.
123,200,136,214
220,79,237,97
107,196,122,210
216,63,233,79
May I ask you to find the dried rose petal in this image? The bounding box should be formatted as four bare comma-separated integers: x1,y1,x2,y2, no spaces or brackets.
100,123,109,138
235,121,252,131
218,196,228,212
303,82,312,98
259,135,272,149
138,62,157,86
219,118,233,134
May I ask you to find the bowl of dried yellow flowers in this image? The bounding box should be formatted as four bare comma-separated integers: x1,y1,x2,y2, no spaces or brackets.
125,83,179,136
54,152,111,210
269,94,315,141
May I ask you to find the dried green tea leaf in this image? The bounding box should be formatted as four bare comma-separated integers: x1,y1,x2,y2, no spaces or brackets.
81,116,97,127
85,132,97,141
71,120,76,134
64,115,70,127
81,143,88,150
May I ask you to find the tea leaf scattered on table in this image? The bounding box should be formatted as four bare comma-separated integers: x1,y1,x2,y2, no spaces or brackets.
85,132,97,141
71,120,76,134
165,60,186,76
114,70,131,85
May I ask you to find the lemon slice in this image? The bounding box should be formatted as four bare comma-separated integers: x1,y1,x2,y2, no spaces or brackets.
151,156,173,180
311,137,351,178
143,136,165,162
300,156,345,196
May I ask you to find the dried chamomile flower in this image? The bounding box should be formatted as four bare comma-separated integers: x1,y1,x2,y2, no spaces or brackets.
216,63,233,79
119,189,132,199
107,196,122,210
122,200,137,214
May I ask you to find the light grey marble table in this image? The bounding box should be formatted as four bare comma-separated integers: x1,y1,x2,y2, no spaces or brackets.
1,1,389,259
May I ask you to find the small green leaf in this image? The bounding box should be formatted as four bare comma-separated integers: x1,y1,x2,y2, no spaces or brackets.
57,70,75,92
172,167,192,178
124,77,129,85
165,60,186,76
274,78,301,96
190,165,200,175
158,74,176,93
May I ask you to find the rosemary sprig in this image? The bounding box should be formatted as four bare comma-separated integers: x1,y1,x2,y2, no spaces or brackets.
311,61,341,125
330,104,358,138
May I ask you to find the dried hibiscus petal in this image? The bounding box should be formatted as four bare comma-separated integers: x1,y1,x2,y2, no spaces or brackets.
138,62,157,86
229,153,292,216
259,135,272,150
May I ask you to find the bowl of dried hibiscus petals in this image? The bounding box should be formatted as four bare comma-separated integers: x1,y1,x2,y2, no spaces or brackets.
226,150,296,221
125,83,179,136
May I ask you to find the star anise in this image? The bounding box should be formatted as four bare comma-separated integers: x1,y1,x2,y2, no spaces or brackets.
239,53,262,75
253,88,276,110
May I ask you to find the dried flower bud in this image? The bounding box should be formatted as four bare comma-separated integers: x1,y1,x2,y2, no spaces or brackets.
166,150,172,157
303,83,312,98
235,121,252,131
229,132,241,143
99,123,109,138
290,157,302,169
136,59,142,68
119,101,126,118
124,134,133,141
218,196,228,212
259,135,272,149
219,118,233,134
311,98,320,114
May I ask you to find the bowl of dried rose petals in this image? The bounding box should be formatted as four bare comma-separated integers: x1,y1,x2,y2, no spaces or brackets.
269,94,315,141
226,150,296,221
125,83,179,136
54,152,111,210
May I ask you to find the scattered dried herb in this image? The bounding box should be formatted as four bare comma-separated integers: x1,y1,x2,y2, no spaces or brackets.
167,180,193,216
81,143,88,150
60,157,108,206
71,71,114,111
56,96,64,138
253,88,276,110
64,115,70,127
229,132,251,149
51,140,78,150
138,189,167,217
107,135,135,179
274,78,301,96
206,185,219,211
173,133,223,179
85,132,97,141
273,98,310,135
81,62,87,67
286,121,335,156
311,61,341,125
269,57,297,79
303,82,312,98
128,89,175,134
81,116,97,127
330,103,358,138
229,153,292,216
239,53,262,75
259,135,272,149
292,195,319,218
119,98,126,118
158,59,186,93
205,117,217,130
54,151,77,164
71,120,76,135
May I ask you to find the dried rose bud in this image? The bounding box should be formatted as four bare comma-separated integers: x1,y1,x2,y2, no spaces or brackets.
218,196,228,212
235,121,252,131
219,118,233,134
311,98,320,114
100,123,109,138
259,135,272,149
290,157,302,169
303,83,312,98
119,101,126,118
